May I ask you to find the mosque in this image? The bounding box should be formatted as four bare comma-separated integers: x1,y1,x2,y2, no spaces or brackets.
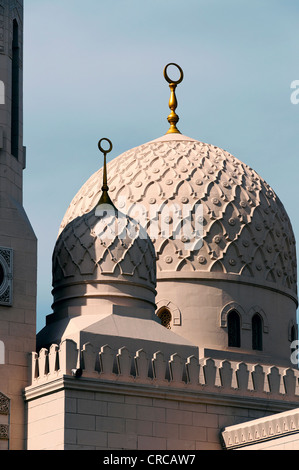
1,0,299,451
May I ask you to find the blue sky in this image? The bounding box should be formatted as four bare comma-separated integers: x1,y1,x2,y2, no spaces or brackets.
23,0,299,332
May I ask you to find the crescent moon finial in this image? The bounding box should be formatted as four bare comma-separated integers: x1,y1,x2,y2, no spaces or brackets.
163,63,184,134
97,138,114,207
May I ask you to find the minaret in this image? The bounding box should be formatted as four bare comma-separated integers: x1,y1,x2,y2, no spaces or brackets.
0,0,37,450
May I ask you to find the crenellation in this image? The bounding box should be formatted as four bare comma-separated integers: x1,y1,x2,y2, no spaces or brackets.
59,339,79,376
152,350,167,382
236,362,250,390
219,360,233,389
28,339,299,403
81,343,98,379
134,349,150,380
186,355,200,385
251,364,265,392
117,346,133,378
99,344,116,377
169,353,184,384
283,368,297,397
267,366,282,395
201,357,217,386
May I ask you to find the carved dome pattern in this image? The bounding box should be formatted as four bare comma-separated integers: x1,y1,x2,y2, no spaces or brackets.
53,207,156,290
58,136,297,294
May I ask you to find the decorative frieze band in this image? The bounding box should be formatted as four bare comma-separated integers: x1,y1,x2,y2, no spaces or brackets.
221,407,299,449
28,339,299,403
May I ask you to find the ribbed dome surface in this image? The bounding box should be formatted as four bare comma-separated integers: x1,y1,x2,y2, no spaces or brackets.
58,134,297,296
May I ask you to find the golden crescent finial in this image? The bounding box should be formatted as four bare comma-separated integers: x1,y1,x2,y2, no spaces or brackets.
97,137,114,206
163,63,184,134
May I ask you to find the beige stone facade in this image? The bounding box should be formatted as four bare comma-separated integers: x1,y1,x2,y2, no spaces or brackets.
0,0,37,450
1,0,299,452
24,338,299,450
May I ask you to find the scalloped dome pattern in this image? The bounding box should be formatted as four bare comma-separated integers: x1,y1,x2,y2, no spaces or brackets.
53,207,156,290
58,135,297,295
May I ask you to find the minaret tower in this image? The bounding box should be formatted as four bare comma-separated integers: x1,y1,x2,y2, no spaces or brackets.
0,0,37,450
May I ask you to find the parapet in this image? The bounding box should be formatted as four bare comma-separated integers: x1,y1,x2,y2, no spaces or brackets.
27,339,299,402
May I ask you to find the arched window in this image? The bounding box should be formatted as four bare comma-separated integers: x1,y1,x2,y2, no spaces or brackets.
157,307,172,329
252,313,263,351
291,325,297,343
227,310,241,348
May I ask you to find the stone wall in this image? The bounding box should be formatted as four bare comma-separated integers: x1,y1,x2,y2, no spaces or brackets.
24,339,299,450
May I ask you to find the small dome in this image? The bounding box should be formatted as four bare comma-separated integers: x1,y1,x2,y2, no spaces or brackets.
53,204,156,287
59,133,297,297
52,201,156,315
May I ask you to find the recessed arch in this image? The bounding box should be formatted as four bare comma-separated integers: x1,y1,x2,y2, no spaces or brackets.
248,306,269,333
252,313,263,351
220,302,249,329
156,299,182,327
227,310,241,348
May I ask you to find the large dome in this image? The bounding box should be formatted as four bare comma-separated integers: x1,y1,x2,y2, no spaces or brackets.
59,133,297,299
52,61,298,365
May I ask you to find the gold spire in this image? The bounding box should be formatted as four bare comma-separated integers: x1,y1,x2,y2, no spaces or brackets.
97,137,115,207
163,63,184,134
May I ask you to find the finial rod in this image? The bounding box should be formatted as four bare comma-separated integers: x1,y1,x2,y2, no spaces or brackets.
97,137,114,206
163,63,184,134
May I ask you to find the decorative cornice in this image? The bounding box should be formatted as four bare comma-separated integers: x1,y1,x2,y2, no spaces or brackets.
24,373,299,417
221,407,299,450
